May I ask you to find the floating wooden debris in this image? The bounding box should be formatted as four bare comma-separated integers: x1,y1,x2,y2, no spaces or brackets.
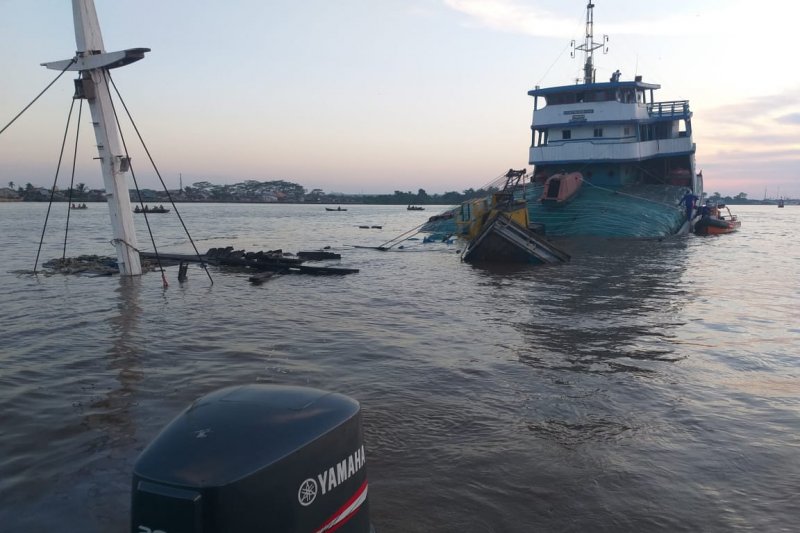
39,247,359,281
38,255,162,276
297,251,341,260
140,247,359,279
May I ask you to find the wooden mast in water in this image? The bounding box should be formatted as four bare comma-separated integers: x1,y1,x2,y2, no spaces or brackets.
42,0,149,275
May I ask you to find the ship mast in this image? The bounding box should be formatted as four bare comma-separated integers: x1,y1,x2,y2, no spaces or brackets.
42,0,149,275
570,2,608,84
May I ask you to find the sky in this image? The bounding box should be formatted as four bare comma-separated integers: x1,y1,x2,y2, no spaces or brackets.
1,0,798,198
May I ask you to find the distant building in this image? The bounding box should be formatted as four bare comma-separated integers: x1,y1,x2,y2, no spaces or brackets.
0,187,20,201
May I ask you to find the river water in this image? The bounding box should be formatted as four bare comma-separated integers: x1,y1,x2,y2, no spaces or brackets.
0,202,798,532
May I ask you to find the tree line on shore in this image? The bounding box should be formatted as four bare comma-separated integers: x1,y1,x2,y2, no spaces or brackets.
3,179,790,205
1,179,498,205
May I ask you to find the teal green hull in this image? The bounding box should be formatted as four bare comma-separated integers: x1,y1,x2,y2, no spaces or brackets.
421,184,689,239
523,183,688,238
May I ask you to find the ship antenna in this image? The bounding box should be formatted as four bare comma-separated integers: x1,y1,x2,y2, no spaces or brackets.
570,2,609,84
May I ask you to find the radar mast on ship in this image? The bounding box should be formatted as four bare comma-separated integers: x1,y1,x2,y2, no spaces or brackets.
570,2,609,84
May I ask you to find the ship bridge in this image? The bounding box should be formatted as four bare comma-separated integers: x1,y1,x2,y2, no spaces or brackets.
528,79,695,166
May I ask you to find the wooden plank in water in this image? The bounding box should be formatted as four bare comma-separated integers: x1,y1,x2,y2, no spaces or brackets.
290,264,359,275
297,251,342,260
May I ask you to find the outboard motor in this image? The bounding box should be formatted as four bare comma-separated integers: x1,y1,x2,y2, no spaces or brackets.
131,384,372,532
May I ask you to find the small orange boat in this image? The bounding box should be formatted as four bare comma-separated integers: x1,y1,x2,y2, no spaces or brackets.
540,171,583,205
694,204,741,235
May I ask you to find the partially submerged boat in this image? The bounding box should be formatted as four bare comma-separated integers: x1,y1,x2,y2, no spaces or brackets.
694,204,741,235
326,206,347,212
525,2,703,237
460,169,570,264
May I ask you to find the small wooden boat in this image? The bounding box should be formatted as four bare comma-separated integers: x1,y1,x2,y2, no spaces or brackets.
694,204,741,235
325,207,347,211
134,205,170,214
407,205,425,211
540,171,582,205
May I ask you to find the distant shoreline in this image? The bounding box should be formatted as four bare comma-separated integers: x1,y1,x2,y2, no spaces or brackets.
1,198,793,206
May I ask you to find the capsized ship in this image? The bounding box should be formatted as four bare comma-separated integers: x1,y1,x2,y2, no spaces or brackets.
459,169,570,264
525,1,703,237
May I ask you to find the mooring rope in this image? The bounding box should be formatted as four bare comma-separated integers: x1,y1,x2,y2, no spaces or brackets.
375,220,431,250
578,177,681,209
107,72,213,285
0,58,76,138
34,98,77,274
111,238,141,253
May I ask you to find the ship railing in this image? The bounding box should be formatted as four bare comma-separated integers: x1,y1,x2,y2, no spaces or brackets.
648,100,690,117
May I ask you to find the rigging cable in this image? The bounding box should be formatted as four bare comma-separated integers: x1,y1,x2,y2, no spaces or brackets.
106,72,213,285
34,97,77,273
63,98,83,260
375,220,430,250
0,58,77,138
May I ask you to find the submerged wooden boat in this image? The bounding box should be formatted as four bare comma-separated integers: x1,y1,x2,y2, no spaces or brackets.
694,204,740,235
540,171,582,205
460,169,570,264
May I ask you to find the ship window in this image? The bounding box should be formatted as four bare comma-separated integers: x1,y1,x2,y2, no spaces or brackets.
562,130,571,140
593,128,603,137
624,127,631,136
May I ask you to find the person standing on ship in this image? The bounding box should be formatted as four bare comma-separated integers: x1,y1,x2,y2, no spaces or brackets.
681,191,699,222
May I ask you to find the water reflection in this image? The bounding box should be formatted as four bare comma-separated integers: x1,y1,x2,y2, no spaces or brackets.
82,278,144,446
510,238,693,374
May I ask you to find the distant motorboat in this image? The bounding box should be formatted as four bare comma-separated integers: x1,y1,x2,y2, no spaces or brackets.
407,205,425,211
325,207,347,212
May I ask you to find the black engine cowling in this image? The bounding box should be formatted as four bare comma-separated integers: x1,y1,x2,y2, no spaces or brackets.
131,384,371,532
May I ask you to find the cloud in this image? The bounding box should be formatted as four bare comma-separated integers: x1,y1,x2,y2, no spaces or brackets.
442,0,712,38
698,87,800,155
776,112,800,125
442,0,578,37
702,88,800,123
